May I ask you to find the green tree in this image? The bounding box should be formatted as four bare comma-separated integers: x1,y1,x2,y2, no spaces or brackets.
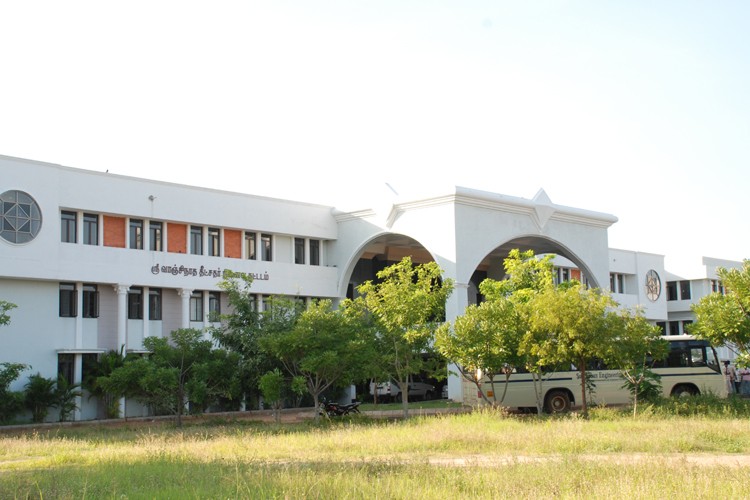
101,329,241,426
258,368,305,424
54,375,82,422
261,299,374,421
607,309,668,416
0,300,17,326
82,349,126,419
211,271,287,409
691,260,750,365
524,282,620,418
355,257,454,418
435,296,523,405
0,362,28,424
24,373,57,423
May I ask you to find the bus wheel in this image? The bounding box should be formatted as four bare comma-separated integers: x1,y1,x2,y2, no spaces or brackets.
545,390,571,413
671,385,698,398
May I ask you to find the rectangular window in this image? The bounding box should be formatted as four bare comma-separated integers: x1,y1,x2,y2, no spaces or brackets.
128,287,143,320
82,284,99,318
309,239,320,266
711,280,725,295
208,227,221,257
190,226,203,255
58,354,75,385
656,321,667,336
190,291,204,322
245,231,257,260
149,221,163,251
679,280,691,300
83,213,98,245
668,321,680,336
208,291,221,322
261,234,272,261
609,273,625,293
61,211,77,243
59,283,77,317
149,288,162,320
294,237,305,264
129,219,144,249
666,281,678,301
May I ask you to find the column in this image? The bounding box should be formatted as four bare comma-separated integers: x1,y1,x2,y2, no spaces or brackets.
75,281,84,349
113,284,130,418
143,286,150,339
178,288,193,329
113,284,130,352
73,354,82,421
446,282,470,402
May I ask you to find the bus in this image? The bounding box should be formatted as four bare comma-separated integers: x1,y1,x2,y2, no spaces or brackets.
478,335,726,413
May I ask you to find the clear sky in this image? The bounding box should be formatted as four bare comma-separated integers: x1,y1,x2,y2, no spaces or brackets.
1,1,747,276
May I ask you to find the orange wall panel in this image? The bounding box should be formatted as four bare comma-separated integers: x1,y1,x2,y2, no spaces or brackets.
103,216,126,248
224,229,242,258
168,223,187,254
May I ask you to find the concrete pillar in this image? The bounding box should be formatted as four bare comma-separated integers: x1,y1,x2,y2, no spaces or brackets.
178,288,193,329
446,282,470,402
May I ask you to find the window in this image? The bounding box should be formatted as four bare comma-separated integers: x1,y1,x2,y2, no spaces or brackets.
190,291,204,322
149,221,163,251
656,321,667,336
59,283,77,317
83,213,98,245
61,211,77,243
58,354,75,385
666,281,678,301
208,291,221,321
129,219,144,249
82,284,99,318
555,267,570,285
208,227,221,256
149,288,162,320
128,287,143,319
245,232,257,260
711,280,725,295
0,190,42,244
668,321,680,336
190,226,203,255
294,237,305,264
609,273,625,293
261,233,272,261
679,281,691,300
310,239,320,266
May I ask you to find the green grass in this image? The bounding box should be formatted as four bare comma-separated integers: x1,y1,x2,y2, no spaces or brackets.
3,397,750,498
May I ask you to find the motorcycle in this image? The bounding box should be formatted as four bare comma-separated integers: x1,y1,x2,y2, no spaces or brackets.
318,399,361,417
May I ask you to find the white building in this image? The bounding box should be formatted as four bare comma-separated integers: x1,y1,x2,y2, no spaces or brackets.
0,154,740,421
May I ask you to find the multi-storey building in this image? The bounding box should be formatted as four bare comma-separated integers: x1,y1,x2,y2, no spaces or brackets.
0,154,741,421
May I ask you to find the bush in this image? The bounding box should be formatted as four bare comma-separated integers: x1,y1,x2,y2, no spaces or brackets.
0,362,28,424
24,373,57,423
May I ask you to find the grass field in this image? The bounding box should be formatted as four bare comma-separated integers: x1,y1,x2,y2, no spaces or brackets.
2,396,750,499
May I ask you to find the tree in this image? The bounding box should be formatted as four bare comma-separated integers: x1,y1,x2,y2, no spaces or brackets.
258,368,305,424
435,296,524,406
606,309,668,416
54,375,82,422
0,362,28,424
0,300,17,326
355,257,454,418
82,349,126,419
261,299,374,421
524,282,620,418
24,373,57,423
100,328,241,426
691,260,750,365
211,271,286,409
480,249,555,414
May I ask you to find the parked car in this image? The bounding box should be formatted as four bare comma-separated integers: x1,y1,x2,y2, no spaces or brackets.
370,376,436,401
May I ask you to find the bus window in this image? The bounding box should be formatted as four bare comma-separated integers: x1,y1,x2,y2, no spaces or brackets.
690,347,706,367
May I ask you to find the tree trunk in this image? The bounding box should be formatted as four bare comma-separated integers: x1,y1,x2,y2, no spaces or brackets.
579,359,588,418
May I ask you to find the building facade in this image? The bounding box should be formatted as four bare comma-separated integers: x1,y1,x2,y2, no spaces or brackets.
0,155,740,421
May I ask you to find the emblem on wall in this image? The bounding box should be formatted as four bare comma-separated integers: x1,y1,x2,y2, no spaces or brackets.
645,269,661,302
0,190,42,244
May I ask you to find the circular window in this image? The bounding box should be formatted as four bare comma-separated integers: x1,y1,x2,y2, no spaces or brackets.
645,269,661,302
0,190,42,244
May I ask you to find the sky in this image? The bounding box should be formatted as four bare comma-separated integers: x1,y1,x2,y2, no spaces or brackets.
1,1,748,277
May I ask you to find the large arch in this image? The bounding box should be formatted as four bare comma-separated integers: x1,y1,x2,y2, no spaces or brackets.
337,231,438,301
